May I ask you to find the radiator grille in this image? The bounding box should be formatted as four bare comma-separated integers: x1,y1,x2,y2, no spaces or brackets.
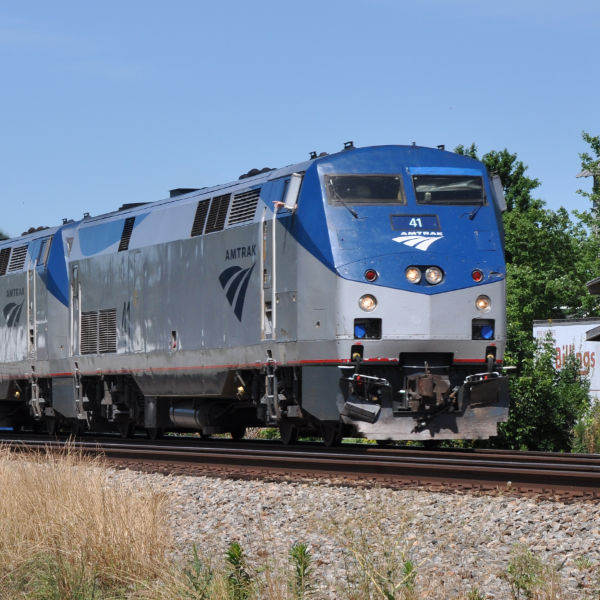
118,217,135,252
0,248,10,276
80,308,117,354
191,199,210,237
228,188,260,225
205,194,230,233
8,245,28,272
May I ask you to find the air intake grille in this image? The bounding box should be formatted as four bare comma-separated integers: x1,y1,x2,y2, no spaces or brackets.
8,245,28,272
80,308,117,354
228,189,260,225
205,194,230,233
191,199,210,237
118,217,135,252
81,311,99,354
0,248,11,276
99,308,117,353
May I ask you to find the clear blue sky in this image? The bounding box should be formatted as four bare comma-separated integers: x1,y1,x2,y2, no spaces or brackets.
1,0,598,238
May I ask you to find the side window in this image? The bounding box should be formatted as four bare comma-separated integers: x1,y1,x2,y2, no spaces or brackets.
36,236,53,267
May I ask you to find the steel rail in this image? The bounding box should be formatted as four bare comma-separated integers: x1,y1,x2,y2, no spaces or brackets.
1,435,599,497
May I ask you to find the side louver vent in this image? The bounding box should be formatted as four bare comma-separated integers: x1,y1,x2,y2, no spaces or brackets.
81,311,99,354
8,245,28,272
205,194,230,233
0,248,11,276
81,308,117,354
191,199,210,237
118,217,136,252
99,308,117,353
228,189,260,225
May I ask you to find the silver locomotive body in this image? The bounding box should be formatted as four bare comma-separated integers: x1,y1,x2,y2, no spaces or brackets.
0,144,508,442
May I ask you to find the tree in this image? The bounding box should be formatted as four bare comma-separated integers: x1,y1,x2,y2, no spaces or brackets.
495,336,590,451
456,142,598,450
0,230,8,241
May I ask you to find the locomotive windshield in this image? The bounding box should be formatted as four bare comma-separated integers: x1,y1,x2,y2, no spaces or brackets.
413,175,485,205
325,174,405,205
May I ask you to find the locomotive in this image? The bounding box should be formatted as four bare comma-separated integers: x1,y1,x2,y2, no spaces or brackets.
0,143,509,444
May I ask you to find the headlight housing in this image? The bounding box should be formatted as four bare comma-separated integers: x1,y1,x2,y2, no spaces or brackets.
476,295,491,312
425,266,443,285
359,294,377,312
405,267,421,284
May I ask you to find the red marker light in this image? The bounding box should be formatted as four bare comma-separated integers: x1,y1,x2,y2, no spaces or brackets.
472,269,484,282
364,269,378,282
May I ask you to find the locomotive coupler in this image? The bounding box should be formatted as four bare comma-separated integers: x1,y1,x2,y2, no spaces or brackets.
339,372,391,423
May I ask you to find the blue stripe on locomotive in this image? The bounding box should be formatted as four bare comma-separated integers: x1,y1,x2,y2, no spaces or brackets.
290,145,505,295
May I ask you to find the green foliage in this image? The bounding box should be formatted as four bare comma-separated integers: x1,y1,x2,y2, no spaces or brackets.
455,144,540,212
0,230,7,240
577,131,600,211
225,541,252,600
572,400,600,453
503,545,563,600
456,137,600,451
183,544,214,599
496,336,590,451
466,589,486,600
289,542,312,599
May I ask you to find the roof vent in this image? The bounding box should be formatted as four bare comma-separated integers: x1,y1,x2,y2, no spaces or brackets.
228,189,260,226
191,199,210,237
8,245,28,272
343,141,355,151
205,194,230,233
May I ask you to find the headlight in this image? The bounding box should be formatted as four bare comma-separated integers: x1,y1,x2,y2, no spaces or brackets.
476,295,491,312
425,266,443,285
359,294,377,312
405,267,421,284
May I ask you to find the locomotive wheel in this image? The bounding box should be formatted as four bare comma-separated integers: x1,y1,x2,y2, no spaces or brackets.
230,427,246,440
69,419,84,437
321,423,343,447
423,439,441,449
279,419,299,445
117,420,135,439
146,427,162,440
45,417,58,436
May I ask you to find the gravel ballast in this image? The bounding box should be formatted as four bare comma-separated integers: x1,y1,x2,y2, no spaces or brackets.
107,469,600,598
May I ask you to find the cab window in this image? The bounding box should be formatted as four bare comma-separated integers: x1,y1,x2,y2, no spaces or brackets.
325,174,405,205
413,175,485,205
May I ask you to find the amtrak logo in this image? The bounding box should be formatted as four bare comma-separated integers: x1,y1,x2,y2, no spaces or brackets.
219,263,256,321
3,301,24,327
393,232,444,251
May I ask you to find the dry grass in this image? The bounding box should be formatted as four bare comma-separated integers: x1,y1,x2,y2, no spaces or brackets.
0,445,172,598
0,445,597,599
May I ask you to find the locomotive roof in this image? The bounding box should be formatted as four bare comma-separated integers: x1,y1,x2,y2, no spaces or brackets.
1,143,484,245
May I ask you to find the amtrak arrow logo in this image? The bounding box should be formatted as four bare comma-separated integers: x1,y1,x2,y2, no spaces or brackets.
393,233,444,251
3,301,24,327
219,263,256,321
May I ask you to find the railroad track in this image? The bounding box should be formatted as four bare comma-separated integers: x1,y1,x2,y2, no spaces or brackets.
1,434,599,500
